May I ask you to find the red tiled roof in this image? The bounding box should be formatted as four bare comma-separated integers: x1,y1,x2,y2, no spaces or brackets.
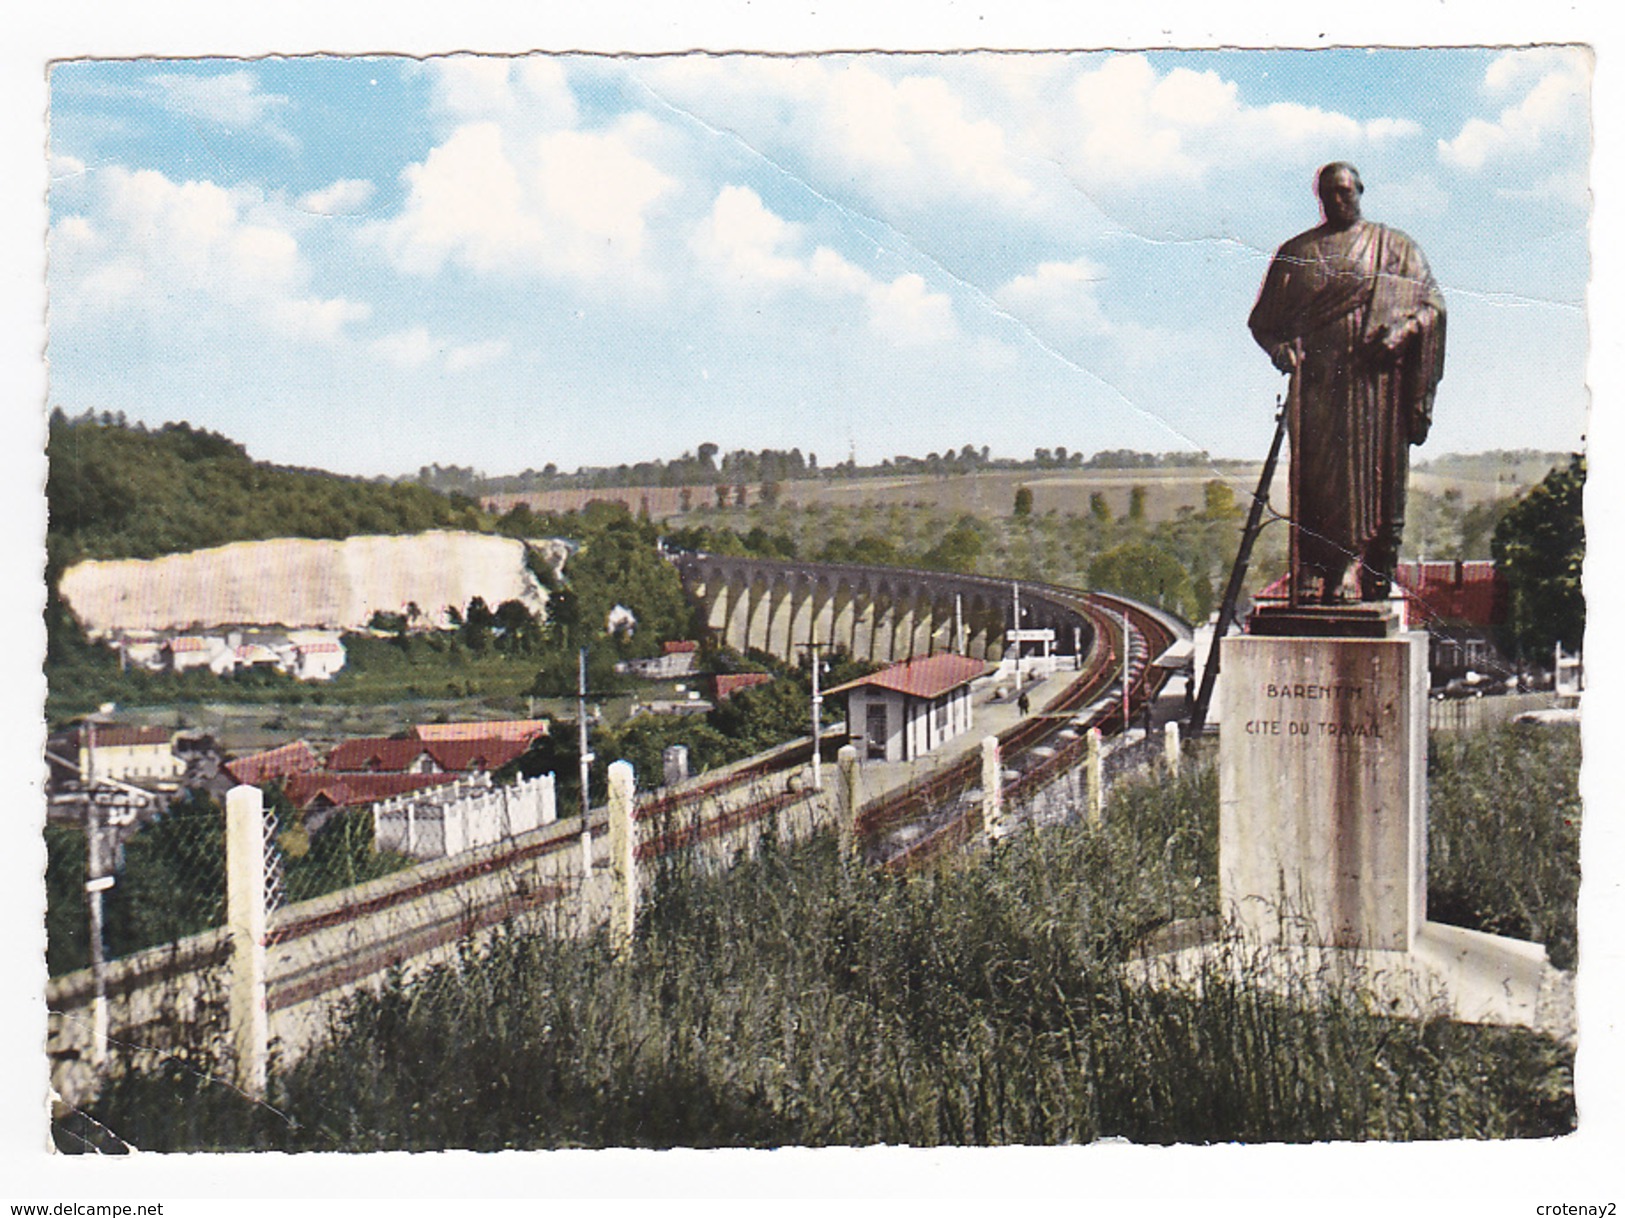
1253,561,1506,629
225,741,320,787
421,737,530,772
75,725,173,749
711,672,775,700
826,653,992,701
326,735,532,774
168,637,209,652
413,719,549,743
662,640,699,654
325,738,437,773
1394,561,1507,628
281,771,463,811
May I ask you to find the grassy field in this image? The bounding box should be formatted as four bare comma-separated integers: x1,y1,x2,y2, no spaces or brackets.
59,723,1579,1150
485,457,1560,526
490,466,1272,523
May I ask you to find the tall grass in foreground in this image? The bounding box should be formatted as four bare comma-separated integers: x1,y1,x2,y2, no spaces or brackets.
61,727,1578,1150
1428,723,1582,970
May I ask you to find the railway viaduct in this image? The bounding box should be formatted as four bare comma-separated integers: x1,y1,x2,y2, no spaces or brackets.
673,553,1101,667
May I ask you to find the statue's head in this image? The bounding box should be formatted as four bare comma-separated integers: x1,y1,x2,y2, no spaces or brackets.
1316,162,1364,230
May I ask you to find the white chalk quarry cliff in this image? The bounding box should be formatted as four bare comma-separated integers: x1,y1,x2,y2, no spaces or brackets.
59,531,562,637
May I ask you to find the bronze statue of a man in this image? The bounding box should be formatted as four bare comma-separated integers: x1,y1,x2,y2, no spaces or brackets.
1249,162,1446,603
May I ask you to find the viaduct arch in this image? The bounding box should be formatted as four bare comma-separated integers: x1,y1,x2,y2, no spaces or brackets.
673,554,1103,667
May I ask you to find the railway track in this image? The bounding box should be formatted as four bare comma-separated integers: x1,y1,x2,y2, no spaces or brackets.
861,582,1183,871
638,561,1187,874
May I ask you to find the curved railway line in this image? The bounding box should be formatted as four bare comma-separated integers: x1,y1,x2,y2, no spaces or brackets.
857,581,1184,870
654,558,1189,872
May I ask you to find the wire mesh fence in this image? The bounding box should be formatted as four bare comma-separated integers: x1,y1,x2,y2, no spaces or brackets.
46,788,228,976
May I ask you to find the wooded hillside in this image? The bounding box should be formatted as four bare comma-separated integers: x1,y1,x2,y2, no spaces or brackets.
47,410,484,574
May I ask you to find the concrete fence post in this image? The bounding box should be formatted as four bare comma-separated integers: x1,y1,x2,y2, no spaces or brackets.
608,761,637,953
540,773,557,826
836,745,861,855
980,735,1002,840
226,784,268,1101
1164,720,1182,777
1086,728,1103,826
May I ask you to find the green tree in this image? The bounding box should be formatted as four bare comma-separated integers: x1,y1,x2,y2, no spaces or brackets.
46,823,90,974
1492,454,1585,661
1128,486,1147,522
101,789,226,959
494,599,541,655
1202,480,1242,519
1013,486,1034,518
920,516,986,574
453,596,495,654
1089,540,1193,619
1089,492,1112,524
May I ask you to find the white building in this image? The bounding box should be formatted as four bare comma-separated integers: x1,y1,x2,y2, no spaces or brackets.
73,724,185,788
291,633,347,680
159,628,346,680
829,653,991,763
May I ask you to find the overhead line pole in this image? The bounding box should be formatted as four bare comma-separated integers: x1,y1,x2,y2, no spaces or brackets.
578,647,593,878
797,631,827,792
1187,382,1293,739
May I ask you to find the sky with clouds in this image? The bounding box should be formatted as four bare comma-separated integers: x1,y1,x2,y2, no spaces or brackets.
46,48,1592,478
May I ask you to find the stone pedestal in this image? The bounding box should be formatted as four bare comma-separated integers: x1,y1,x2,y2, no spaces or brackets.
1134,615,1574,1039
1219,628,1428,951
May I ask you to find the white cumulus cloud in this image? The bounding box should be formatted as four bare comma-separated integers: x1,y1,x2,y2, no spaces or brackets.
368,112,676,287
147,70,297,147
426,56,579,129
691,185,956,346
689,184,807,286
1060,55,1420,188
1438,48,1591,171
50,152,87,183
994,257,1112,339
297,179,377,217
640,57,1036,213
50,165,368,343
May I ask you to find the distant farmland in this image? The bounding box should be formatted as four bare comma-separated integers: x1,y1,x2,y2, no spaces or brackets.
483,456,1558,525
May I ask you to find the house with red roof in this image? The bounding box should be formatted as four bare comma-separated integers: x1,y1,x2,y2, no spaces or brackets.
222,740,321,789
324,735,531,776
280,771,472,824
69,724,186,788
708,671,775,702
1251,559,1511,681
826,653,992,763
412,719,548,744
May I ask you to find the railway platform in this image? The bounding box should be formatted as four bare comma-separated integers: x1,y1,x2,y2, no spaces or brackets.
840,666,1076,810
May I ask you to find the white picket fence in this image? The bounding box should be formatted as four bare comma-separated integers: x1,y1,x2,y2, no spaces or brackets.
372,773,557,860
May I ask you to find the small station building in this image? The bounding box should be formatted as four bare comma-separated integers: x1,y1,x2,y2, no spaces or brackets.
828,652,991,763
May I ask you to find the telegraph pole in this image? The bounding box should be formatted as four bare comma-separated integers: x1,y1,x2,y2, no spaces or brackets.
82,706,116,1066
1011,581,1022,682
577,647,593,876
797,633,828,791
1120,610,1131,731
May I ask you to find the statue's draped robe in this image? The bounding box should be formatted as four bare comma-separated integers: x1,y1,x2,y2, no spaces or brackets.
1249,220,1446,592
